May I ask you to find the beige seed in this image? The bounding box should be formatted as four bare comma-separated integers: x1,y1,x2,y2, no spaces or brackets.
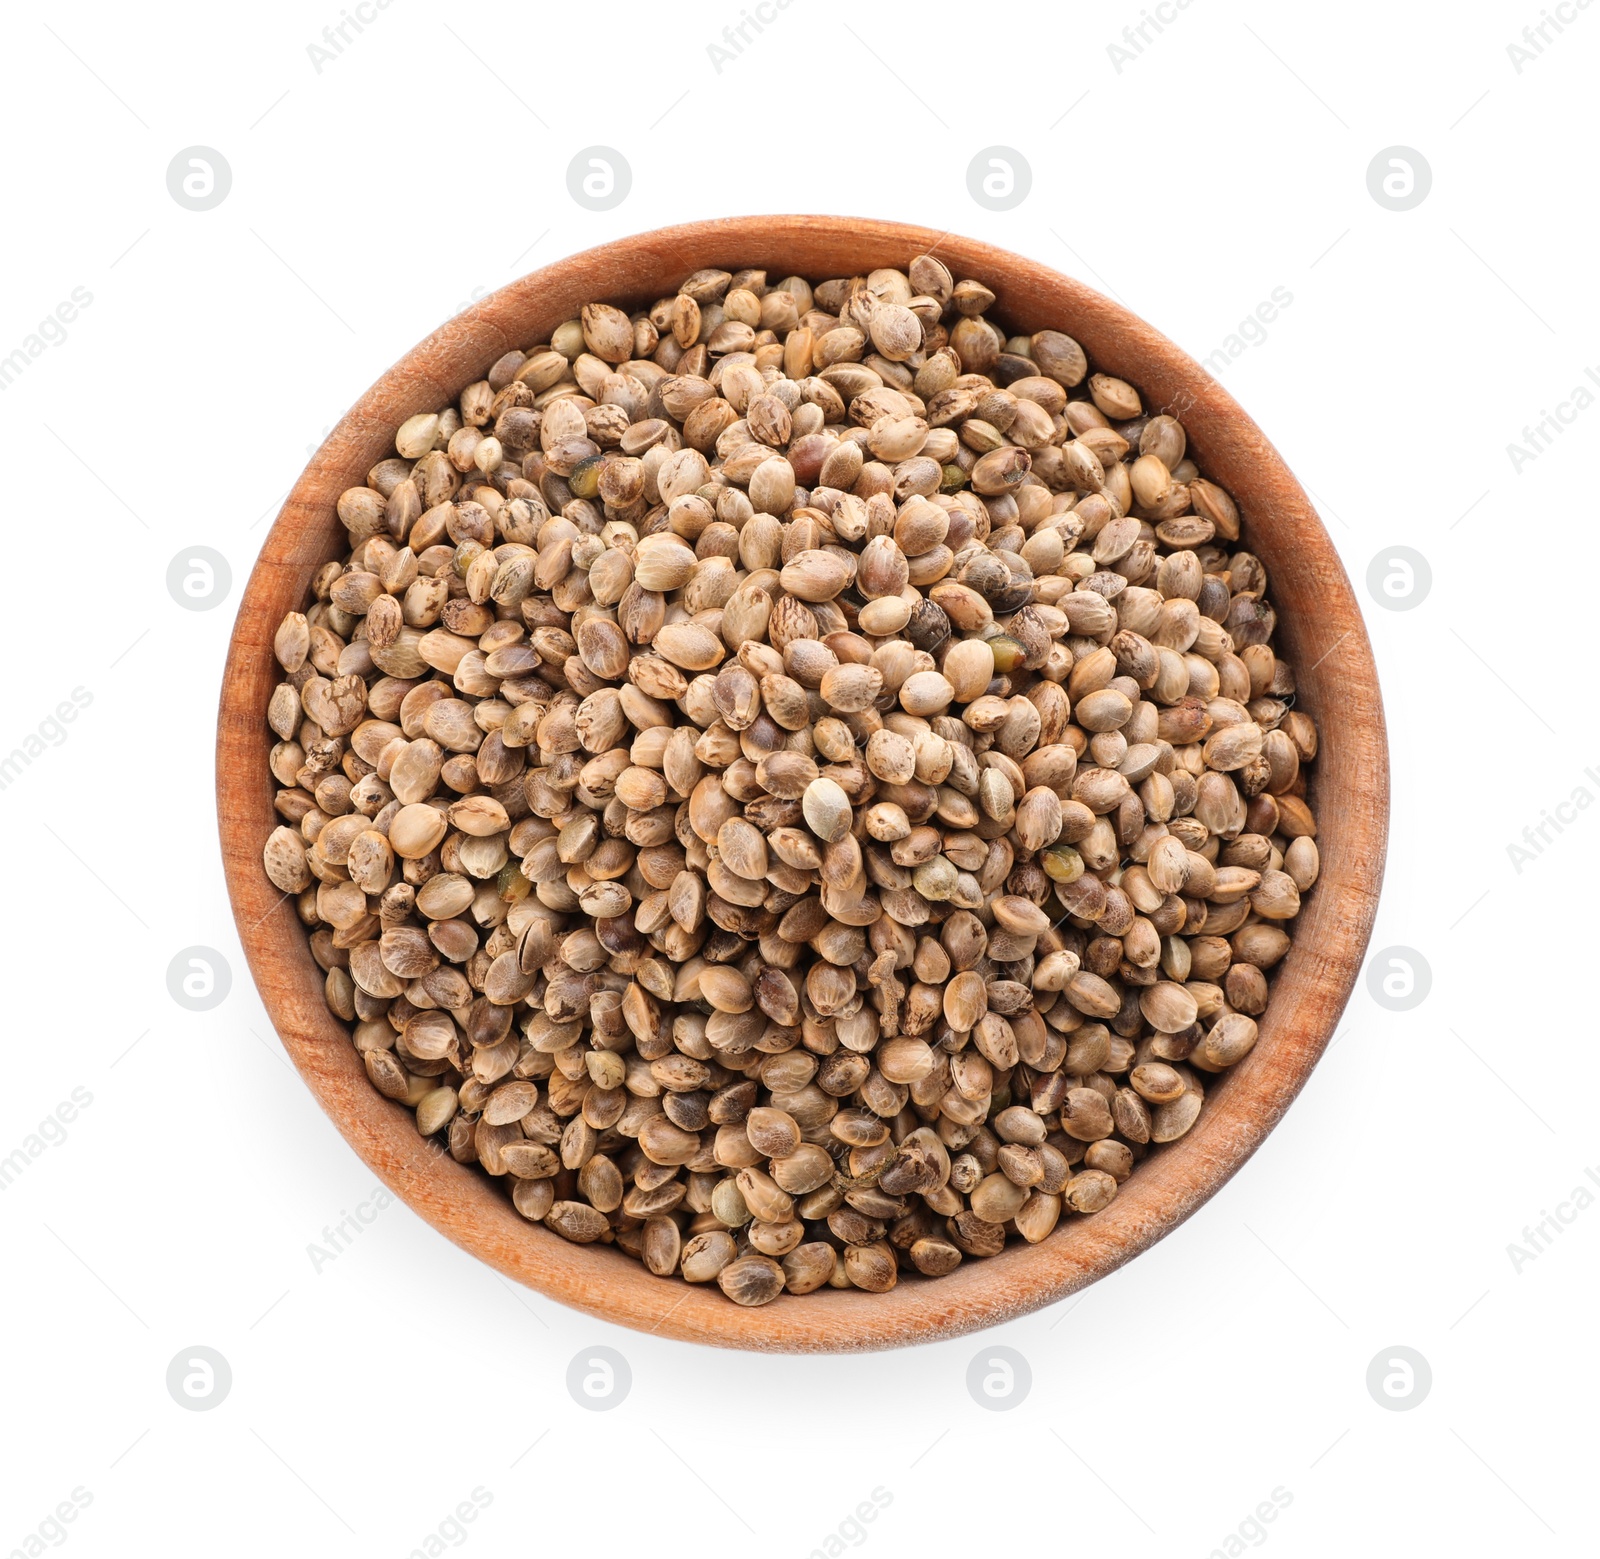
944,971,987,1031
745,1107,802,1158
943,638,995,702
865,729,916,784
1140,981,1199,1034
544,1201,609,1243
1151,1090,1203,1142
1064,1169,1118,1213
718,1254,785,1306
681,1231,738,1283
819,663,883,713
843,1242,899,1293
857,535,910,597
483,1081,539,1126
1195,1013,1259,1069
900,670,954,716
869,304,923,360
780,550,852,601
642,1217,683,1278
633,534,698,591
802,777,852,842
782,1243,838,1294
970,1172,1028,1223
388,803,447,859
749,457,797,516
395,412,440,459
1060,1088,1114,1142
991,896,1051,935
448,795,509,837
1015,1191,1062,1244
511,1179,555,1222
770,1144,834,1194
654,621,725,671
877,1036,935,1085
858,595,913,634
263,827,311,892
1076,688,1134,732
698,965,754,1013
414,1087,459,1137
1130,1063,1185,1103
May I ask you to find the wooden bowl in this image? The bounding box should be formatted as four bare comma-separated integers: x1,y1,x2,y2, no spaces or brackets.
217,216,1387,1352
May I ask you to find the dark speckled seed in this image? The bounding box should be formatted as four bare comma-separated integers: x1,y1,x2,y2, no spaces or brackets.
904,597,950,652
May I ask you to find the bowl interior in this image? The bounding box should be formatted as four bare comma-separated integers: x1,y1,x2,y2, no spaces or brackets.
217,216,1387,1352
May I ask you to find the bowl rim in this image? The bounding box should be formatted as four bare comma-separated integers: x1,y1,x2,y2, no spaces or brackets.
217,214,1388,1352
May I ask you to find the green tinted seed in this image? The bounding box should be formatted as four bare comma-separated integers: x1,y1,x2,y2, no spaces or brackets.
989,635,1026,674
569,455,604,499
1042,844,1084,883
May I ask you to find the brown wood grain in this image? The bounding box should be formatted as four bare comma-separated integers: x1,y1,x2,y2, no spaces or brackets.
216,215,1388,1352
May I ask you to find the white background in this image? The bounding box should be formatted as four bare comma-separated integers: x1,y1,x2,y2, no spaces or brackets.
0,1,1589,1554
